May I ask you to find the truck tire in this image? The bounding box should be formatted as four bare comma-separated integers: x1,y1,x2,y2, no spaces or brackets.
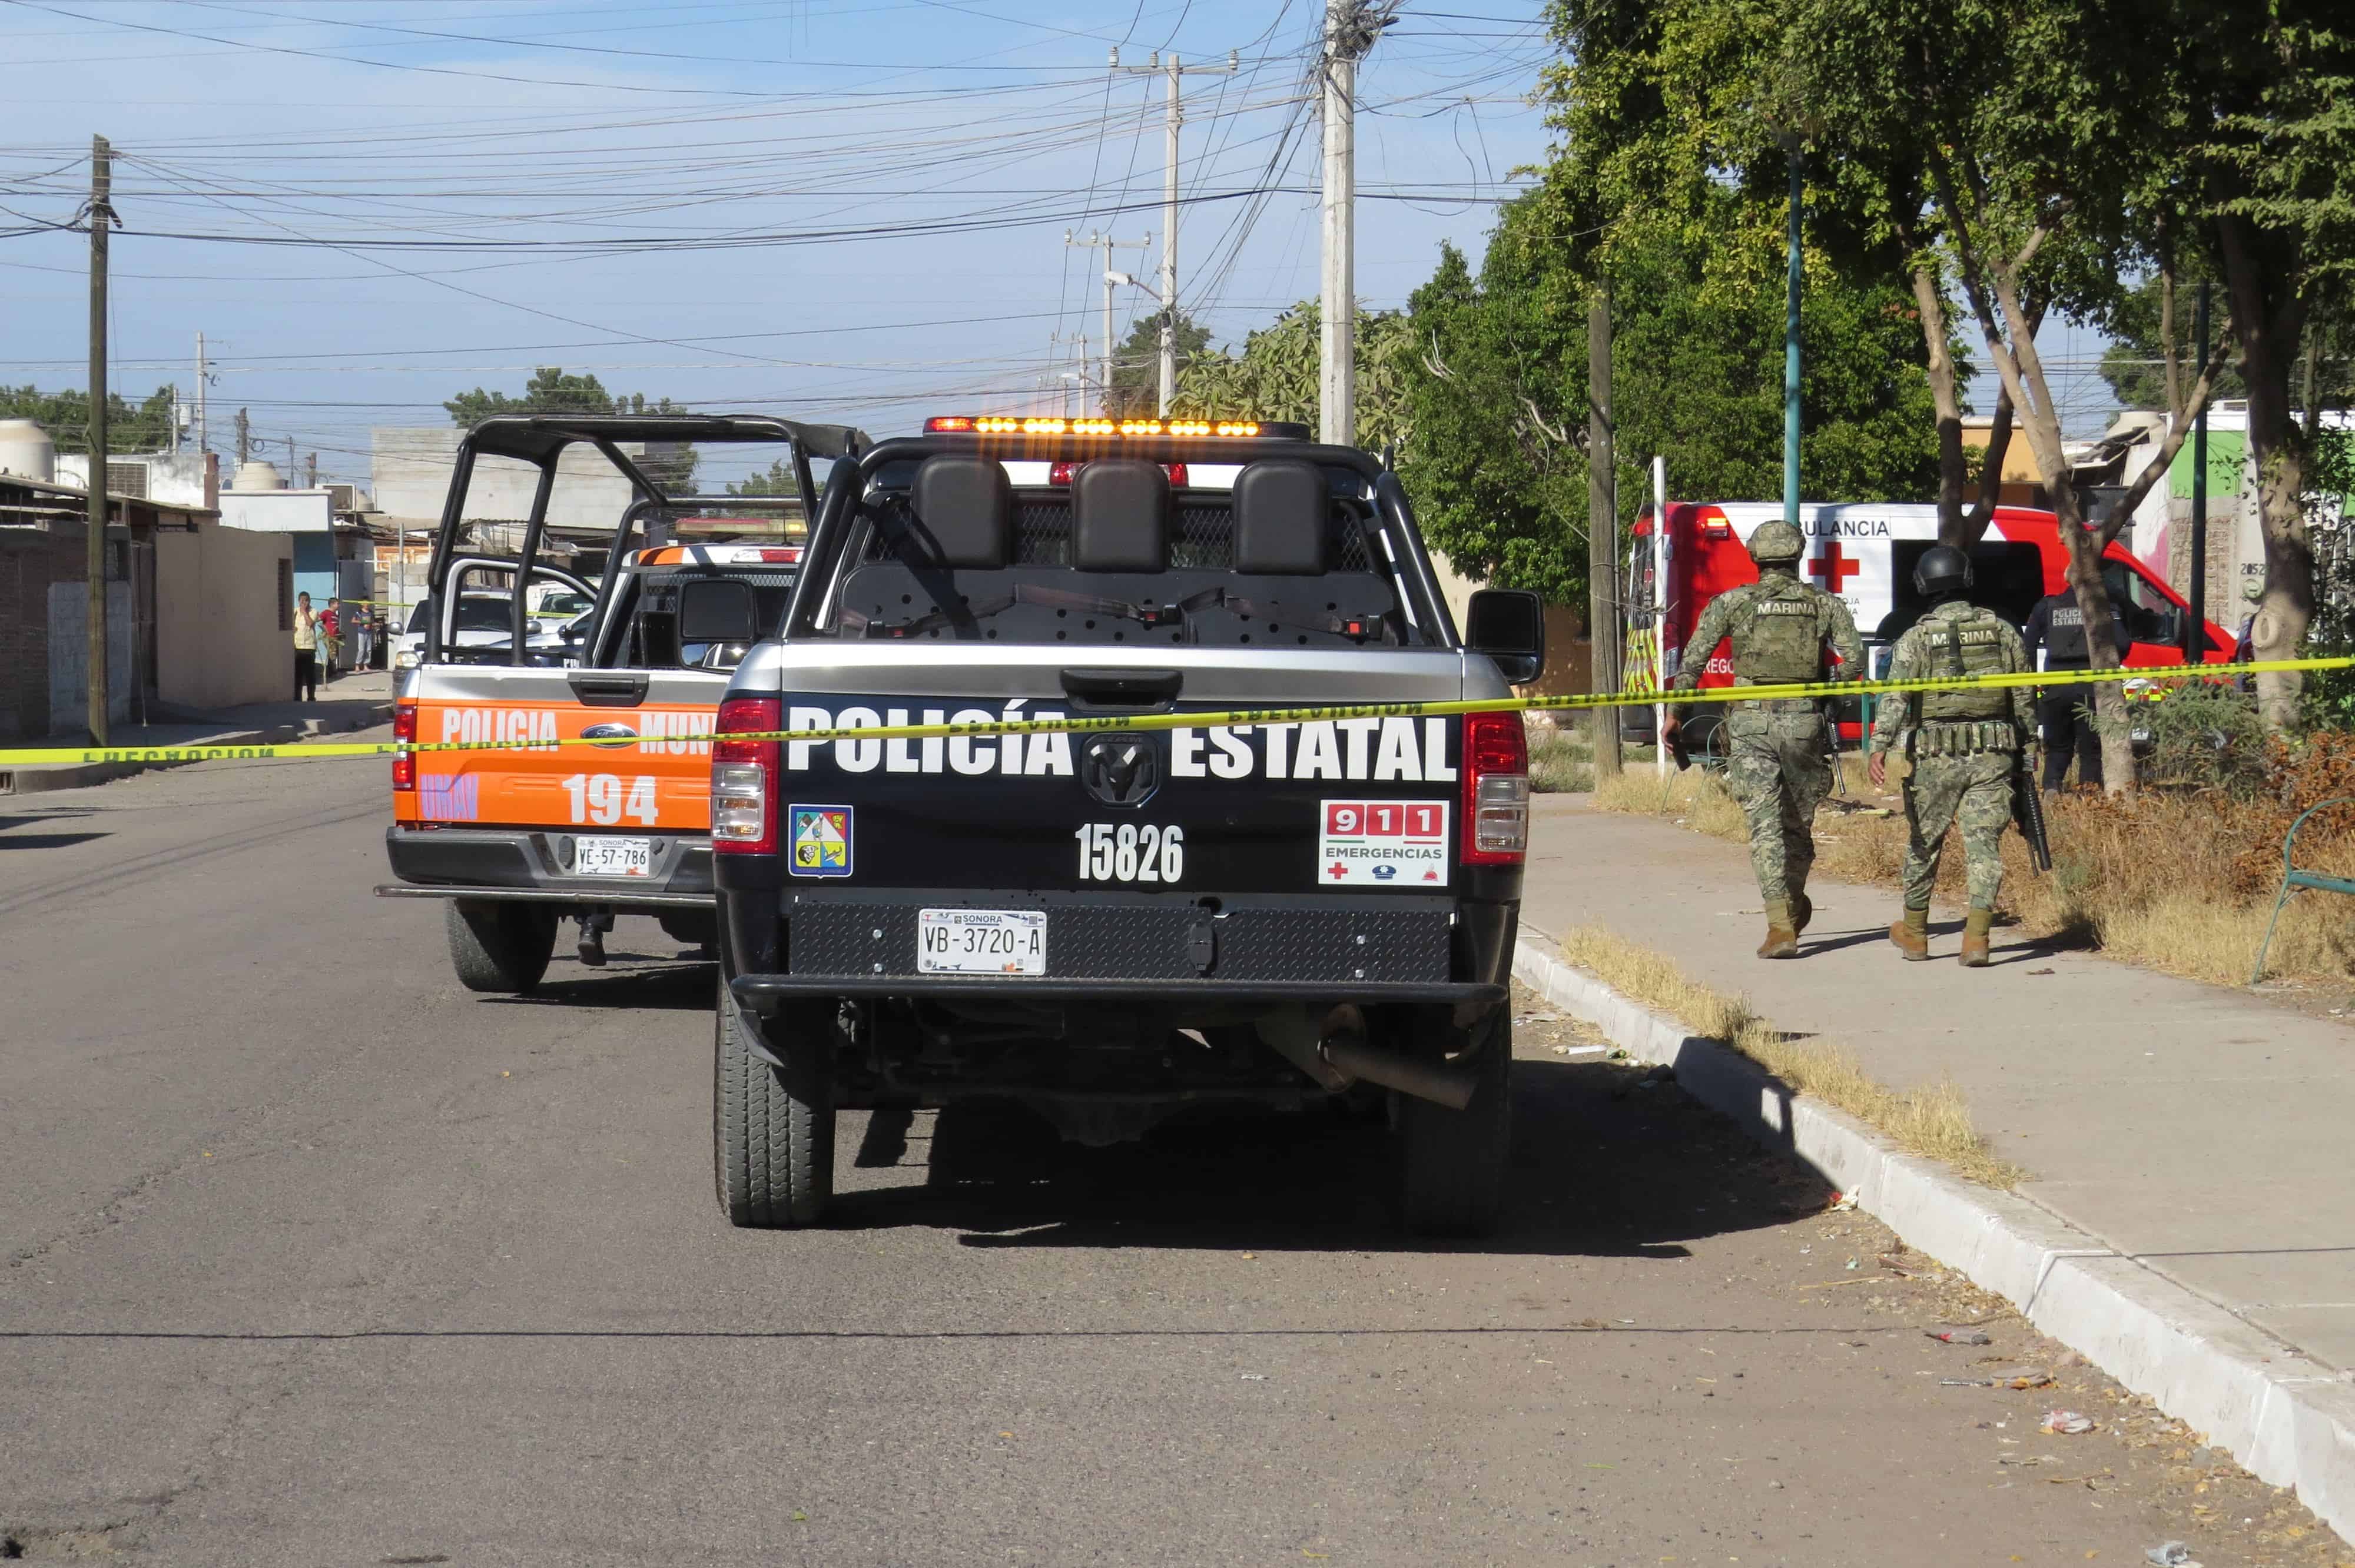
1395,1009,1512,1236
714,977,834,1228
445,900,557,995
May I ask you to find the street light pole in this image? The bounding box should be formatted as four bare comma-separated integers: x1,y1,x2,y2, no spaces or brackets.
1115,47,1238,416
1066,230,1149,416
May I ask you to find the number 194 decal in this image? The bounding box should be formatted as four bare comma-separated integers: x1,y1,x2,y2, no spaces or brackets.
1074,822,1185,884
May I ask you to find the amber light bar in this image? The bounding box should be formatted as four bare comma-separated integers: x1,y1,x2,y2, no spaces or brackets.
923,415,1272,438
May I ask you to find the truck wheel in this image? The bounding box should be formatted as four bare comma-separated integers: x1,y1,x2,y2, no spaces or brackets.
1395,1009,1512,1236
444,900,557,995
713,976,834,1228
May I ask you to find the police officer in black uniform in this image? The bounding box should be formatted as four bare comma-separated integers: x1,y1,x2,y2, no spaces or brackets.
2021,563,2127,795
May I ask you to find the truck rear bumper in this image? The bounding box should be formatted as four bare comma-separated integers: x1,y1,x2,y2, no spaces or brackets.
731,974,1504,1013
382,825,712,904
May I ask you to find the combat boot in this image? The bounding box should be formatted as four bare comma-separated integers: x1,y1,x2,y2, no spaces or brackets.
1960,908,1994,968
1789,888,1813,937
1757,900,1799,960
1888,906,1931,961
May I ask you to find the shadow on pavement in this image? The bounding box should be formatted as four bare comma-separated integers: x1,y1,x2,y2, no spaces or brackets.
0,832,109,852
485,959,715,1011
824,1055,1833,1258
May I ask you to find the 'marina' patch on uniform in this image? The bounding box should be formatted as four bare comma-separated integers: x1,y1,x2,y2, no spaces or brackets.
789,805,853,877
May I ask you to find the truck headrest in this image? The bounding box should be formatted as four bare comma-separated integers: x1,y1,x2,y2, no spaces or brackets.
1072,459,1170,573
1232,459,1328,576
906,454,1011,569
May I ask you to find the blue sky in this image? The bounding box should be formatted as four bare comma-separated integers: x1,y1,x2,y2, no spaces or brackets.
1,0,1557,489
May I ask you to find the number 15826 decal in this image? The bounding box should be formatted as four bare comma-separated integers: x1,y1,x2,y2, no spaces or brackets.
1073,822,1185,884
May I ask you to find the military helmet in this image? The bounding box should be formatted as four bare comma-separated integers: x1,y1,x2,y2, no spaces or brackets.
1912,544,1975,597
1747,520,1805,565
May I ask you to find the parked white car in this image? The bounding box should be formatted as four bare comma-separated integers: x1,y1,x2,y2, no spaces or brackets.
392,593,588,670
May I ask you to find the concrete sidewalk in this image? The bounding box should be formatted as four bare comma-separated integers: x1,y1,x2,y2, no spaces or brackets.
1518,791,2355,1379
1,670,394,795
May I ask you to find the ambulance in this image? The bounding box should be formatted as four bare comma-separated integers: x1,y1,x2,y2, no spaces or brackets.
377,414,864,995
1626,501,2235,749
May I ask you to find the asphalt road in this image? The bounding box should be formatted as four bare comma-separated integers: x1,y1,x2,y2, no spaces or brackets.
0,747,2334,1566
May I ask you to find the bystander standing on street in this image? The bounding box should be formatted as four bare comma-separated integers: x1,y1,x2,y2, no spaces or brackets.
352,605,374,672
292,591,320,702
320,597,344,683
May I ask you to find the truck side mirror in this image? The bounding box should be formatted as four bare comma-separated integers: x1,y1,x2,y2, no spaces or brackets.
1466,589,1544,685
677,578,759,644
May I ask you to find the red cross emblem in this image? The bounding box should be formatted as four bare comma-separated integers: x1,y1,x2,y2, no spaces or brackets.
1329,862,1351,880
1807,542,1861,590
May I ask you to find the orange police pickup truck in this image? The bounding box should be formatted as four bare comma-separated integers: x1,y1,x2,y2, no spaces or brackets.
379,414,863,995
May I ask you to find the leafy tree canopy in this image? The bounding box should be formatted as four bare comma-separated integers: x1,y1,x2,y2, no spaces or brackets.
728,457,798,496
446,367,697,491
0,384,179,454
1107,311,1214,418
1173,301,1417,452
1398,189,1949,607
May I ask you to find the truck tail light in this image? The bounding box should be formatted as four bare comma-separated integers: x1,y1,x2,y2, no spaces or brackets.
392,699,417,791
712,696,781,855
1460,711,1529,865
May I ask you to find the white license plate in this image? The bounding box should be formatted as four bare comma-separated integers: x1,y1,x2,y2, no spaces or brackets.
573,836,652,878
917,908,1046,976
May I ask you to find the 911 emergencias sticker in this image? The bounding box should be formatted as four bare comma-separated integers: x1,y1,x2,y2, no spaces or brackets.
1319,800,1448,886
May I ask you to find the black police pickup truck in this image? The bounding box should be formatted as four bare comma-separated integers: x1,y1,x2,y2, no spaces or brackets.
708,417,1546,1233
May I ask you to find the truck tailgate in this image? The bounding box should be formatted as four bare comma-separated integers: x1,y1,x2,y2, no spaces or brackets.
399,666,728,832
758,646,1476,896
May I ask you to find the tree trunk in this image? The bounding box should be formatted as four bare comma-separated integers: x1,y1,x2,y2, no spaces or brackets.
2217,212,2316,733
1910,263,1970,545
1963,243,2138,794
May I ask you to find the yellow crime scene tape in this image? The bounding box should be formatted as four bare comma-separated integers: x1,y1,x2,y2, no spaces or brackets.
0,657,2340,769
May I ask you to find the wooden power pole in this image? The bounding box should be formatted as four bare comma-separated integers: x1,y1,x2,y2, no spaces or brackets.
1587,287,1623,777
85,134,114,746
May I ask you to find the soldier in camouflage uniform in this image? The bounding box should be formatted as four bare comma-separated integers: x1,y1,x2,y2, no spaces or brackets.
1866,544,2033,968
1668,520,1862,959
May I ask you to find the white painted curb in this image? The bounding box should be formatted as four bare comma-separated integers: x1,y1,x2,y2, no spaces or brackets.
1513,922,2355,1544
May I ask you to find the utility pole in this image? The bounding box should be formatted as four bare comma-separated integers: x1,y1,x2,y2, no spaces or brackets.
285,434,296,474
1587,287,1623,778
1066,230,1149,416
1114,46,1237,415
306,451,318,489
195,331,208,458
85,134,115,746
236,407,251,466
1319,2,1393,446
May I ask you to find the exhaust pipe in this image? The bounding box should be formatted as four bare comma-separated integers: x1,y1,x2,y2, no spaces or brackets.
1319,1035,1478,1111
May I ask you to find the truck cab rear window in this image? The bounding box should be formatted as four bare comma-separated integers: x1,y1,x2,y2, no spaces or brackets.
799,457,1431,650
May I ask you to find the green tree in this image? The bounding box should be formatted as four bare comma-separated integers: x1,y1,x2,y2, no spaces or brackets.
445,366,622,425
1173,301,1417,451
0,384,179,453
1107,311,1213,418
1398,195,1946,607
446,368,698,491
728,457,798,496
2098,268,2248,410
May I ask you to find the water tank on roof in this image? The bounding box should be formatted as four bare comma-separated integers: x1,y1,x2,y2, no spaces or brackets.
233,459,287,491
0,418,57,482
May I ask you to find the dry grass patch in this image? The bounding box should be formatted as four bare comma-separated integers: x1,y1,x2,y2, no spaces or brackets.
1593,763,1750,839
1597,742,2355,992
1555,923,2027,1187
